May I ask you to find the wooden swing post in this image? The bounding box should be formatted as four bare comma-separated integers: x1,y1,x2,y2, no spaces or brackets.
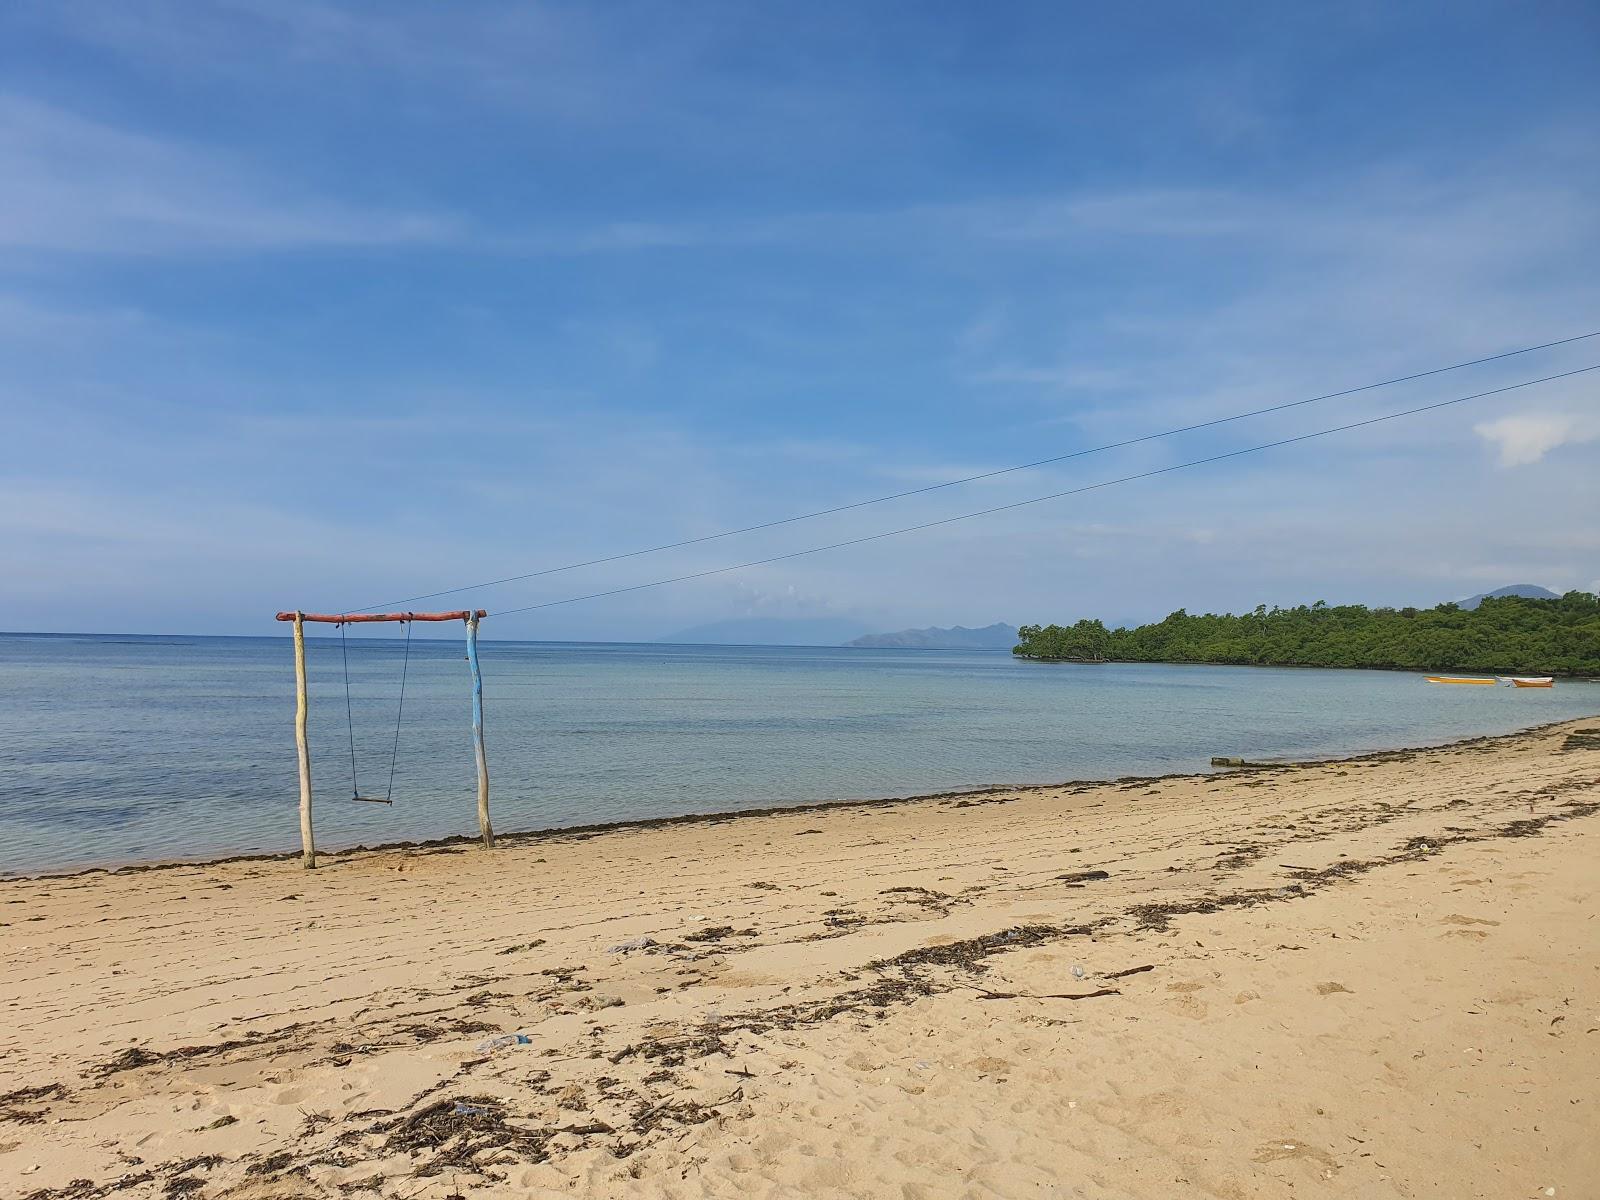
273,609,491,866
466,613,493,849
292,613,315,869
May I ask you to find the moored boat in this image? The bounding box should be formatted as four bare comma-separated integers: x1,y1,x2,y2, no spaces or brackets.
1509,676,1555,687
1425,676,1498,685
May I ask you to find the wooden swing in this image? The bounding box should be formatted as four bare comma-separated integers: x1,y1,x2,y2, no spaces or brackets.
274,609,491,868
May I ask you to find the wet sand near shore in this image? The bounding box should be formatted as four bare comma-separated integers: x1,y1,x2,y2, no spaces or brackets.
2,718,1597,1199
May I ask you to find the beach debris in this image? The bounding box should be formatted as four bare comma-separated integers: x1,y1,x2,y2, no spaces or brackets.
374,1017,499,1047
606,936,656,954
380,1095,554,1174
879,886,953,914
1056,869,1110,884
245,1150,295,1177
0,1082,67,1125
630,1088,743,1135
684,925,743,943
610,1019,731,1067
1105,964,1156,979
474,1033,531,1053
1070,964,1087,980
977,987,1121,1001
495,939,546,955
92,1047,162,1078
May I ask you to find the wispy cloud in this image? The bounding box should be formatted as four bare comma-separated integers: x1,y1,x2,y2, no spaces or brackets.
0,95,452,253
1475,413,1599,467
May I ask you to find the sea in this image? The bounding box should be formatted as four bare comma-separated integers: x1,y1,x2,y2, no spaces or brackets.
2,632,1596,877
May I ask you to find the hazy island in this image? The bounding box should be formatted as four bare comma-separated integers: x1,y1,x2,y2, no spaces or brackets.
847,622,1018,649
1015,590,1600,675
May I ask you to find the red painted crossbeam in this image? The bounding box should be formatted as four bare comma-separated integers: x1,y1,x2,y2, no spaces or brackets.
275,610,488,623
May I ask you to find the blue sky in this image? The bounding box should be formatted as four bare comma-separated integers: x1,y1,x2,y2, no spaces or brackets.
1,1,1597,639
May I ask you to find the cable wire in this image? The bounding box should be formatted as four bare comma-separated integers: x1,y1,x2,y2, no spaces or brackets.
489,362,1599,617
351,329,1600,613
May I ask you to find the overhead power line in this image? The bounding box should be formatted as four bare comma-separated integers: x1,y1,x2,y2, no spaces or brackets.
488,363,1598,618
353,329,1600,612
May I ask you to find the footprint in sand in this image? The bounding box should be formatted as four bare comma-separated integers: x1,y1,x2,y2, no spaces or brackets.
966,1056,1011,1079
1252,1139,1338,1173
1164,980,1208,1019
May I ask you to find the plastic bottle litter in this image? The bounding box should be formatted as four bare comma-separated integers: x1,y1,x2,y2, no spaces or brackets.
452,1101,491,1116
1071,965,1087,980
475,1033,531,1053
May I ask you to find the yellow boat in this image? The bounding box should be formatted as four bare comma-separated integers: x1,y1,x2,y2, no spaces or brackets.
1510,676,1554,688
1425,676,1498,685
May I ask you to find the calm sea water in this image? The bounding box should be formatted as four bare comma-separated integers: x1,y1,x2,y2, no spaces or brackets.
1,632,1596,876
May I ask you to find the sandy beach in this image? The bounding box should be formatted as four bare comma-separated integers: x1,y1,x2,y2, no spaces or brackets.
3,717,1597,1200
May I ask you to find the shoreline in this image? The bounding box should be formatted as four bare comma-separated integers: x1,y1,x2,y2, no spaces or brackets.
9,710,1595,884
2,714,1595,1197
1014,653,1597,678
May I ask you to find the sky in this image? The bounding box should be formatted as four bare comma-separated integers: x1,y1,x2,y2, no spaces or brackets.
1,1,1597,641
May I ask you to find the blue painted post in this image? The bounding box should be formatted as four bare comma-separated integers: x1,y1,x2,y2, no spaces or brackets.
466,613,494,848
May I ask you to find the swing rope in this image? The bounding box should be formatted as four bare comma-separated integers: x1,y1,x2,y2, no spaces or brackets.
383,616,414,804
338,617,411,805
340,621,360,801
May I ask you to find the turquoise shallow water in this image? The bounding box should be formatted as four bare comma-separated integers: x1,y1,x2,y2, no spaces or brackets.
1,632,1596,876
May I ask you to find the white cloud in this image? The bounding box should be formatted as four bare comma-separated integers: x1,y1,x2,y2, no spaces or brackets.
1474,414,1597,467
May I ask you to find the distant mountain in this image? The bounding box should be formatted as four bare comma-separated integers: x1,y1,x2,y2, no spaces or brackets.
658,616,874,646
1457,584,1560,610
846,622,1018,650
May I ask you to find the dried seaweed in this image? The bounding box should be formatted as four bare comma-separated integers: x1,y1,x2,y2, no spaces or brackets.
378,1096,554,1176
1559,728,1600,752
245,1150,295,1176
90,1025,305,1079
21,1172,154,1200
630,1088,742,1135
684,925,755,943
0,1081,67,1123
